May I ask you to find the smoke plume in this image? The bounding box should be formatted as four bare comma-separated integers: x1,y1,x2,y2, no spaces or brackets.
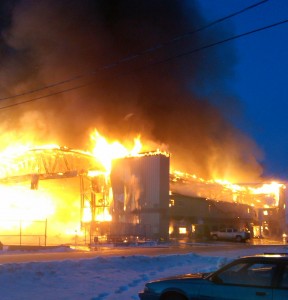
0,0,263,182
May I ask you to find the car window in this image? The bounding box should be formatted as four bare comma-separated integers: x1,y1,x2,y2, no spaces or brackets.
280,265,288,288
214,262,276,287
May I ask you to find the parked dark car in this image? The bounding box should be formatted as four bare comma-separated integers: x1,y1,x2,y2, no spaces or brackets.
139,254,288,300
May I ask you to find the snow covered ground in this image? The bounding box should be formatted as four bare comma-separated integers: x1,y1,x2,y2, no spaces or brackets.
0,243,287,300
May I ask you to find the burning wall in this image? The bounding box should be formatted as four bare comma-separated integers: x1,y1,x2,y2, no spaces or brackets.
0,178,82,245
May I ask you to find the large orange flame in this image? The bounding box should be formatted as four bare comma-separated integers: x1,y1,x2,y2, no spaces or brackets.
90,130,142,173
0,185,55,228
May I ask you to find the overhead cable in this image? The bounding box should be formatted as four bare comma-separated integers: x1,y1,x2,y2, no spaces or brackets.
0,0,269,102
0,16,287,111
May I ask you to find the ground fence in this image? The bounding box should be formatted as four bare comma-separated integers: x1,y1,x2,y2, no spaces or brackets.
0,219,47,246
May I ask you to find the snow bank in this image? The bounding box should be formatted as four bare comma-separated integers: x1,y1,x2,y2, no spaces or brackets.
0,245,287,300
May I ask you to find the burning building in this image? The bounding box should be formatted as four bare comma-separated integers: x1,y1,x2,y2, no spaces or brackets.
0,139,287,246
169,172,288,239
0,134,170,245
0,145,107,246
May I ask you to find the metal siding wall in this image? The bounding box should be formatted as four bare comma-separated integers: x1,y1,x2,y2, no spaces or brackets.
110,154,170,240
138,155,170,239
145,155,159,208
159,155,170,208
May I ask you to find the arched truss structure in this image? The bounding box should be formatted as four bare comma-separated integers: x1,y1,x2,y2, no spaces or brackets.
0,146,105,183
0,146,110,242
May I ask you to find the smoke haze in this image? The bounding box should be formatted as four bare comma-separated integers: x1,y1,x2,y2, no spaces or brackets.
0,0,264,182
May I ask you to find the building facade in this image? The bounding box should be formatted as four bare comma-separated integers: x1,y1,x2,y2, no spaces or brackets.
110,153,170,240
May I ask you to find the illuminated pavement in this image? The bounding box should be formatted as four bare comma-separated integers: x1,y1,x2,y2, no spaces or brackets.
0,238,287,264
250,237,287,246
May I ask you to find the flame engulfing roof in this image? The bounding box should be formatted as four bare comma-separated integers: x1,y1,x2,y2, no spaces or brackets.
0,145,105,182
0,141,283,210
170,170,285,208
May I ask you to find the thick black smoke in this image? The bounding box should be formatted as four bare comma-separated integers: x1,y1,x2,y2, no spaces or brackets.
0,0,263,181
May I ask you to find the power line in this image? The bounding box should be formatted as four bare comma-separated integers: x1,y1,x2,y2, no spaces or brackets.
148,19,288,69
0,0,269,102
169,0,269,42
0,16,287,111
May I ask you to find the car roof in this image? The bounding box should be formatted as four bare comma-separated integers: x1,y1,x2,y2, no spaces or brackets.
238,253,288,261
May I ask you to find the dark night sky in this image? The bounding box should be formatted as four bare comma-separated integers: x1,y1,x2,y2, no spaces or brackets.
0,0,287,182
